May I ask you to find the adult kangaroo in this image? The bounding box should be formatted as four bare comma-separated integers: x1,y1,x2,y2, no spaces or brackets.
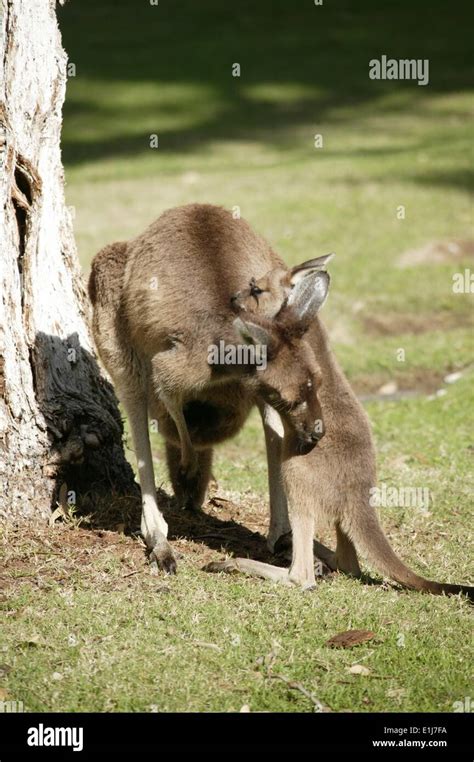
88,205,330,573
207,258,473,599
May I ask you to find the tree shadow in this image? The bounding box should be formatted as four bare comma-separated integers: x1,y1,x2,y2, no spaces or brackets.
84,483,278,563
408,168,474,193
58,0,473,184
165,492,275,562
84,482,383,588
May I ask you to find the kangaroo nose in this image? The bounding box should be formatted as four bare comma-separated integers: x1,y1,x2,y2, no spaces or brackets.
311,423,324,442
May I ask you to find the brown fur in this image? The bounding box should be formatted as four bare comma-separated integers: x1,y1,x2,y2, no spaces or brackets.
88,205,328,572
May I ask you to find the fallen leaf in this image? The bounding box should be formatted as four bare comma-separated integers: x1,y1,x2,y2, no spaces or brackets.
348,664,371,676
0,688,10,700
325,630,376,648
52,672,63,681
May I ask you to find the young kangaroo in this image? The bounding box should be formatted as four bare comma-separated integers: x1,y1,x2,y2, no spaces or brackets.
88,205,331,574
207,258,473,598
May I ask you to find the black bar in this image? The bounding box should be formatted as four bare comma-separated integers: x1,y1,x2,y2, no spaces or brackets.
0,712,472,758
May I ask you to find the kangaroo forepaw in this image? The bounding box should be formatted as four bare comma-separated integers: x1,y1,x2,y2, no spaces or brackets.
175,464,204,511
202,559,238,574
177,461,199,482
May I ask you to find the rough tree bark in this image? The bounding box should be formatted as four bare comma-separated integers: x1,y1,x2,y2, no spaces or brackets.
0,0,136,520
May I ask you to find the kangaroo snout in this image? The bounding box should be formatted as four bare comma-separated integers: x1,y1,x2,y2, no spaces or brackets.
296,436,317,456
295,420,325,455
311,427,324,442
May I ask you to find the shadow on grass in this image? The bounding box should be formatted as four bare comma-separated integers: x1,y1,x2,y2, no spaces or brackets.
408,168,474,193
59,0,473,176
85,486,278,563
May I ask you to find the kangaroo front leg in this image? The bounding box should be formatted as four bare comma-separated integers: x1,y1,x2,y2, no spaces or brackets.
166,443,212,510
162,397,199,476
162,398,207,510
258,401,290,552
124,396,176,574
313,540,337,571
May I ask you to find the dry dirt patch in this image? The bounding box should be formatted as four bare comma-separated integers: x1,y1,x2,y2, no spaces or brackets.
0,490,281,595
397,239,474,268
362,311,472,337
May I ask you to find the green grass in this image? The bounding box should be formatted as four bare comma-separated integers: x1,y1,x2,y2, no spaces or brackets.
59,1,473,390
1,566,471,712
2,378,474,713
2,0,472,714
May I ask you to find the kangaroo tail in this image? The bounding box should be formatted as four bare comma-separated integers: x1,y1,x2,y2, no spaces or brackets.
344,509,473,600
88,241,128,307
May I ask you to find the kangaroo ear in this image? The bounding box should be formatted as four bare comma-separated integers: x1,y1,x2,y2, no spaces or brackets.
290,253,334,285
286,270,330,326
233,317,272,347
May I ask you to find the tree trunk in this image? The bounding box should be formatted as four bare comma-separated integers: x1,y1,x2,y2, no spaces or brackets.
0,0,136,521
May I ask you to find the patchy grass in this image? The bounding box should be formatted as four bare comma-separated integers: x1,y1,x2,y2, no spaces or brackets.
2,375,473,713
3,0,472,713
